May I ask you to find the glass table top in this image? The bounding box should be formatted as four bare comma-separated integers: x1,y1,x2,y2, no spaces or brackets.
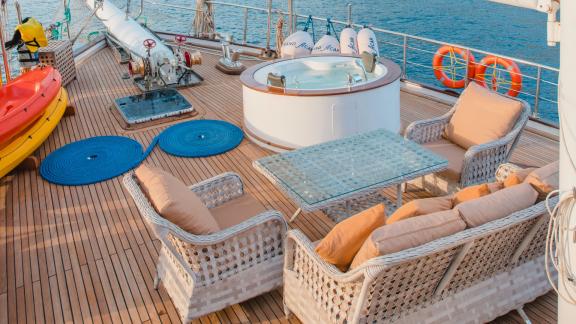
254,129,448,208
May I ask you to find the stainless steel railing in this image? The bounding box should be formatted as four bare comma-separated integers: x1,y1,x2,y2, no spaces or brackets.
131,0,562,126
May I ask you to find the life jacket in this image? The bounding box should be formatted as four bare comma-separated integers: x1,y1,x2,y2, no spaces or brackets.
15,18,48,53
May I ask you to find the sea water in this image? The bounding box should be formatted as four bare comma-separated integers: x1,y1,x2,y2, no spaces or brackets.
2,0,560,123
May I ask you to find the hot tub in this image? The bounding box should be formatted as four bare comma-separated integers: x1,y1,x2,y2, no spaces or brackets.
240,55,402,152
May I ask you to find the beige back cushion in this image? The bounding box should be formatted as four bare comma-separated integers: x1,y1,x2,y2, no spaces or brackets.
452,183,491,206
524,161,559,199
315,204,386,272
350,209,465,269
487,181,503,193
455,183,538,228
444,82,523,149
135,164,220,235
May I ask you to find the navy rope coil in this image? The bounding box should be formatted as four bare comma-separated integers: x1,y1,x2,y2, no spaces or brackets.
40,136,144,186
158,120,244,157
40,120,244,186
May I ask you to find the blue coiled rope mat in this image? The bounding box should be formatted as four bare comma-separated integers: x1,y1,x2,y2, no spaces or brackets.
40,120,244,186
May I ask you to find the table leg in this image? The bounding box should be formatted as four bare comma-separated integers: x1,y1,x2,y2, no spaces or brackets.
289,208,302,223
396,183,403,207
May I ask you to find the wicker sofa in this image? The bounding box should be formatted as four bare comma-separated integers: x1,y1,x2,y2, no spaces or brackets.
283,165,557,324
404,87,530,193
123,171,287,322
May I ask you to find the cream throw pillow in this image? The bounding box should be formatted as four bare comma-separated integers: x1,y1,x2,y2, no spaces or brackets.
135,164,220,235
444,82,523,149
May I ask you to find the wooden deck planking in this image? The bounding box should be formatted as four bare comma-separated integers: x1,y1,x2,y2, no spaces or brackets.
0,47,560,324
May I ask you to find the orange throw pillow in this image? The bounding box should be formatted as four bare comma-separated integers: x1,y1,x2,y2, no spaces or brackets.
315,204,386,272
135,164,220,235
453,184,491,206
503,167,536,188
386,196,453,224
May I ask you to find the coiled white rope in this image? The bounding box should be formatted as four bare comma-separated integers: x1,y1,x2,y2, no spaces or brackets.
545,188,576,304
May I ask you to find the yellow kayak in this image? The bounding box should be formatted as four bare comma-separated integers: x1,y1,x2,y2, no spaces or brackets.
0,88,68,178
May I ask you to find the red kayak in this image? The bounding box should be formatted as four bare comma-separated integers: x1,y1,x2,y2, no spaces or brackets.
0,66,62,146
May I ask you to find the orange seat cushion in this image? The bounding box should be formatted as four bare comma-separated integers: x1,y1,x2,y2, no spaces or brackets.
210,193,266,229
524,161,559,199
455,183,538,228
386,196,453,224
444,82,523,149
315,204,386,272
422,139,466,181
135,164,220,235
453,184,491,206
350,209,465,269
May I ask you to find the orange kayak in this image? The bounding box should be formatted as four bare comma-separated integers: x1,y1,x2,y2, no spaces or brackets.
0,66,62,145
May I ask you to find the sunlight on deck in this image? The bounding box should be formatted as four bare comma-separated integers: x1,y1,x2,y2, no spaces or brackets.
0,47,559,323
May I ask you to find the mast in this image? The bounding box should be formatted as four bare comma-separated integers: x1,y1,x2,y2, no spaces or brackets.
558,0,576,320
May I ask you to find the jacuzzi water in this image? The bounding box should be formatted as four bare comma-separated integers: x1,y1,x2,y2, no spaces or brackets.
253,57,386,90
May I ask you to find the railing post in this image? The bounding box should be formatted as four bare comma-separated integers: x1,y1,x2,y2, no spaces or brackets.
464,48,471,87
0,11,11,83
242,7,248,45
125,0,131,19
534,66,542,118
14,0,23,23
347,3,352,26
402,35,407,79
288,0,294,34
266,0,272,49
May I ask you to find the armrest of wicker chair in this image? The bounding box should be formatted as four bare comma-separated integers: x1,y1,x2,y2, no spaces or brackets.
284,229,367,322
459,104,530,187
188,172,244,208
165,209,287,286
404,110,453,144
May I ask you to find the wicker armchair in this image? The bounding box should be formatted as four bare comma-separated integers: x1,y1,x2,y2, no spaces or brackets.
404,94,530,191
123,172,287,322
283,166,557,324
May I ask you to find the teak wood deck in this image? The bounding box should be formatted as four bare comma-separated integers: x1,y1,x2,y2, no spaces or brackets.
0,47,559,324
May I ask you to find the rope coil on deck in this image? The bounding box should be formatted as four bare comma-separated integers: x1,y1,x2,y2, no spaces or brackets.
158,120,244,158
40,120,244,186
40,136,144,186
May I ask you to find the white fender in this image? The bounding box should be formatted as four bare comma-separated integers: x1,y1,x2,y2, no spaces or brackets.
358,27,379,56
339,27,358,55
312,35,341,55
281,31,313,58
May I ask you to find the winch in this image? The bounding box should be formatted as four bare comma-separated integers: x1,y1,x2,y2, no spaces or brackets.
127,35,203,91
87,0,203,91
215,33,246,75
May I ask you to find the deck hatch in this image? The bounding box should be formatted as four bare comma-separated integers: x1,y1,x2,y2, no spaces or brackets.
113,89,193,124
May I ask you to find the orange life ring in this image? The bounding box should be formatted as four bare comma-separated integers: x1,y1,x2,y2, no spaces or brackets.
475,55,522,97
432,46,476,89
